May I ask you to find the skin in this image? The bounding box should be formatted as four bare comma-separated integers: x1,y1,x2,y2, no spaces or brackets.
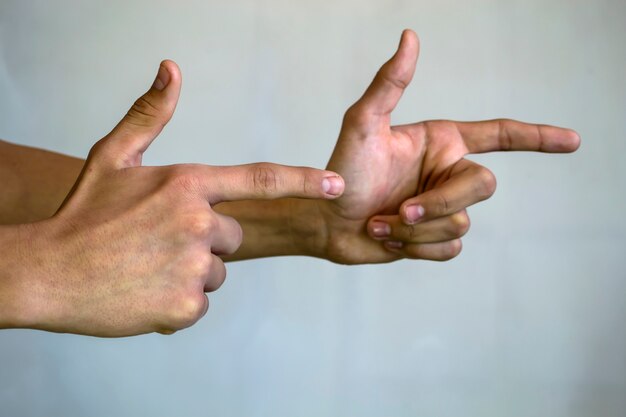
316,29,580,264
0,61,346,337
0,30,580,337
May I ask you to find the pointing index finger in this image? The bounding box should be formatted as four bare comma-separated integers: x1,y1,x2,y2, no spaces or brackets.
199,163,345,205
456,119,581,154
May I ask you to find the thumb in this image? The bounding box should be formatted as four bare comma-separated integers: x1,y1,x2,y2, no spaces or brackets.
349,29,419,121
90,60,182,169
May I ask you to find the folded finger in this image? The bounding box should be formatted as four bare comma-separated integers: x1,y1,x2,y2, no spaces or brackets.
368,210,470,244
400,160,496,224
208,212,243,256
383,239,463,261
204,254,227,293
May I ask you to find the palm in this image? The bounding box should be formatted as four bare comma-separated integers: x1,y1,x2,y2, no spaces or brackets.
329,128,423,220
320,121,461,264
316,30,579,264
321,130,421,262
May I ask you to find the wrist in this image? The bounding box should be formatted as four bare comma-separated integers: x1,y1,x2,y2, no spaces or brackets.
213,198,329,261
0,219,69,332
284,198,329,259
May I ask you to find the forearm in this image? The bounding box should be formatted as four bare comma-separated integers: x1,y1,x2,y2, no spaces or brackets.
0,140,83,224
0,140,328,261
0,223,40,329
214,198,326,261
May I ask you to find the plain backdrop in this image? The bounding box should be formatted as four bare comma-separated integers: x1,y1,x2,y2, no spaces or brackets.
1,1,625,416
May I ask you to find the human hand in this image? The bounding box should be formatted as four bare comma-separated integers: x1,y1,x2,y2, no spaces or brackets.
317,30,580,264
9,60,344,337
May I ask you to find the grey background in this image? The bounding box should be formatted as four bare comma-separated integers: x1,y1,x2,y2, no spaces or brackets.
1,1,624,416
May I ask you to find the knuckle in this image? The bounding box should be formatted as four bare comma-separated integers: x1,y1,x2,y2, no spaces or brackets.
126,95,167,128
188,251,212,276
342,104,370,128
215,222,242,256
443,239,463,261
232,222,243,252
475,167,497,199
497,119,514,151
168,166,203,195
379,65,409,90
342,104,359,122
423,120,459,148
406,121,427,139
205,261,227,292
89,137,108,156
247,163,280,197
86,137,114,166
403,245,422,260
400,223,419,241
300,169,316,196
167,293,207,330
450,212,471,237
423,119,449,133
184,212,216,239
434,193,450,216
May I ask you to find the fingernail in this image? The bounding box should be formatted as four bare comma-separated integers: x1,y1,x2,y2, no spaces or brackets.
152,64,170,91
322,176,344,197
405,204,424,224
371,221,390,238
385,240,403,250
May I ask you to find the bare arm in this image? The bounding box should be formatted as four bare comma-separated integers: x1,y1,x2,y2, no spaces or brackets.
0,30,580,337
0,140,83,224
0,140,328,261
1,32,581,266
0,61,344,336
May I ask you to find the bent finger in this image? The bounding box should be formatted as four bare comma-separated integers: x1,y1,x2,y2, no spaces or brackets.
400,160,496,224
208,212,243,256
204,254,227,293
384,239,463,261
368,210,470,244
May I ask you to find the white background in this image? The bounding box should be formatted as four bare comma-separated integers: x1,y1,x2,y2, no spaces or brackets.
1,1,624,416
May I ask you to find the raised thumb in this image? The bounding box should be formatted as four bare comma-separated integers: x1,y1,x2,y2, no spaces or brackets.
92,60,182,169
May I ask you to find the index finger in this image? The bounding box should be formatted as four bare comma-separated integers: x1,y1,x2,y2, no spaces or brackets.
456,119,581,154
199,163,345,205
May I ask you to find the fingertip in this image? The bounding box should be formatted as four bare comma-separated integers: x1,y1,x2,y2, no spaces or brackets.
567,129,582,152
401,29,419,45
399,29,420,57
153,59,182,94
104,60,182,168
541,125,582,153
322,174,345,198
384,240,404,251
161,59,181,81
401,202,425,225
152,64,170,91
368,217,391,239
388,29,419,85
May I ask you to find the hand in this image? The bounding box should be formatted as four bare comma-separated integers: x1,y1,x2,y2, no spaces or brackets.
318,30,580,264
8,60,344,337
